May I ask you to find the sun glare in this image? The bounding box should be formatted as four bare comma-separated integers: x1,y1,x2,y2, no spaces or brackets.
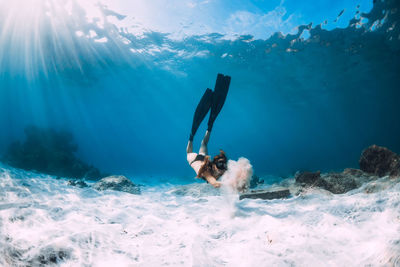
0,0,127,82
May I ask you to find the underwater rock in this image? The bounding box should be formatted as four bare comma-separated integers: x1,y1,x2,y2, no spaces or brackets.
318,172,359,194
295,144,400,194
92,175,140,194
67,180,88,188
239,188,290,200
249,174,264,188
3,126,104,180
296,168,376,194
295,171,321,185
359,145,400,177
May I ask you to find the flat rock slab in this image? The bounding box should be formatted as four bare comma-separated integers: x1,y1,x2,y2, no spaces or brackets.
239,188,290,200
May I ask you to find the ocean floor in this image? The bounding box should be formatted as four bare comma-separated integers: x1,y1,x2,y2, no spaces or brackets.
0,164,399,266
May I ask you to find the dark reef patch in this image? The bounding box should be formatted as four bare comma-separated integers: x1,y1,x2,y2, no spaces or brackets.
3,125,104,180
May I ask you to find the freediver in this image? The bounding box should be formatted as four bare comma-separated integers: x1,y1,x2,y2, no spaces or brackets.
186,73,231,188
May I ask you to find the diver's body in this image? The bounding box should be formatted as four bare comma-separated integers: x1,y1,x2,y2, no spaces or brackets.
186,131,226,187
187,74,231,187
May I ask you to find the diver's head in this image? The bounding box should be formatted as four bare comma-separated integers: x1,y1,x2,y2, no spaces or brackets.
212,150,228,172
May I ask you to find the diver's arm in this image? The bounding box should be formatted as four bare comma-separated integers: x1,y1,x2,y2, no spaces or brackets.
204,174,221,188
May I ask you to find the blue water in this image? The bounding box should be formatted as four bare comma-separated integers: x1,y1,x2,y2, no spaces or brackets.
1,1,400,265
0,0,399,181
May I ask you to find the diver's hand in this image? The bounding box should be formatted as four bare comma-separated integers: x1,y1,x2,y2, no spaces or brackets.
212,181,221,188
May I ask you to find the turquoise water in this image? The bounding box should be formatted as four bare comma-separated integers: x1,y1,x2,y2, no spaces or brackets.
1,1,400,265
1,0,399,181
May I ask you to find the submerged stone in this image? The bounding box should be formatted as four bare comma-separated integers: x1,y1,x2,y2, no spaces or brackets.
295,168,376,194
92,175,140,194
359,145,400,177
295,171,321,185
240,188,290,200
319,172,359,194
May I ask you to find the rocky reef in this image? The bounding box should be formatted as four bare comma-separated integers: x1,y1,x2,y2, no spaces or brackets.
294,168,375,194
294,145,400,195
2,126,103,180
245,145,400,200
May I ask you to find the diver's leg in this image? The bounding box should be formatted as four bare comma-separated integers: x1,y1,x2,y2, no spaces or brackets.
187,140,198,165
186,140,193,154
199,130,210,155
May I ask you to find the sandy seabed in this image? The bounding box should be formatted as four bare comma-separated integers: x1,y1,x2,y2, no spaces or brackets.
0,163,399,266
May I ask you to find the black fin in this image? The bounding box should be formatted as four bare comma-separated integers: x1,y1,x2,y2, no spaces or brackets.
190,88,213,141
207,74,231,131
